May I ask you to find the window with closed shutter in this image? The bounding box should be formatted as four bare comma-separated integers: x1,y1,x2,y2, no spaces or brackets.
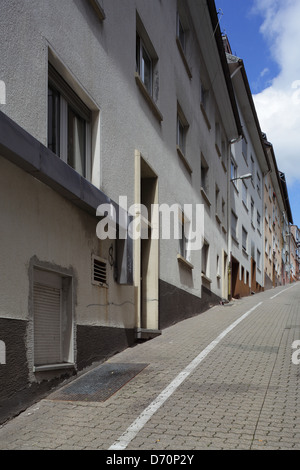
34,282,62,366
33,268,74,370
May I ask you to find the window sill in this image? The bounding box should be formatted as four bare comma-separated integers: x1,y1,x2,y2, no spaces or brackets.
135,72,163,123
221,159,227,173
177,145,192,174
231,182,239,195
215,213,221,225
242,201,248,212
201,273,212,283
201,187,211,207
33,363,75,372
232,235,239,246
177,254,194,270
176,37,192,79
200,103,211,130
89,0,106,20
215,143,221,157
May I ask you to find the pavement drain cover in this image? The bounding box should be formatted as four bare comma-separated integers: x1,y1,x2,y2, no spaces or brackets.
49,363,148,402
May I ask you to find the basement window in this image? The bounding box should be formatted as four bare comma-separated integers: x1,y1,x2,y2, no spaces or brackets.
92,255,108,287
33,268,74,371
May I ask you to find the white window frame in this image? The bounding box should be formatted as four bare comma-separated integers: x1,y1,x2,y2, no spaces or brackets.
136,33,153,97
178,210,191,263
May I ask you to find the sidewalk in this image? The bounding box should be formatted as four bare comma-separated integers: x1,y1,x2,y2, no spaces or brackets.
0,283,300,450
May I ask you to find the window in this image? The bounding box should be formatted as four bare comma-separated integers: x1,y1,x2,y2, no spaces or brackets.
216,254,220,277
242,181,248,209
48,63,92,179
177,115,185,153
176,103,189,155
257,172,261,197
251,156,255,185
231,157,237,184
177,13,185,51
201,83,208,111
231,211,238,240
201,154,209,195
135,14,162,122
33,267,73,370
222,198,226,219
257,211,261,232
215,122,221,155
200,82,210,129
257,250,261,270
215,184,220,214
221,139,227,168
136,33,153,96
242,226,248,252
176,103,190,172
178,210,191,262
242,137,248,162
202,240,209,276
176,11,192,79
251,198,254,225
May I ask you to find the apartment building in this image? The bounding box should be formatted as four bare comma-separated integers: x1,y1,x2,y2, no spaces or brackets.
224,42,270,298
290,225,300,281
262,136,292,288
278,172,294,285
0,0,243,422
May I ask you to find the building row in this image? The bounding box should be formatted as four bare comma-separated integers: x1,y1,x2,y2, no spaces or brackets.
0,0,298,423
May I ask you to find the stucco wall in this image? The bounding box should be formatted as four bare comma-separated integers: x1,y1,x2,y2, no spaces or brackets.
0,0,232,303
0,157,134,328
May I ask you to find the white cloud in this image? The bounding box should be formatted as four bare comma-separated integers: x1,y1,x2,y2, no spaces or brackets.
252,0,300,184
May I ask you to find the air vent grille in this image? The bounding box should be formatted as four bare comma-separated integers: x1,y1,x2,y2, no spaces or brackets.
92,256,107,286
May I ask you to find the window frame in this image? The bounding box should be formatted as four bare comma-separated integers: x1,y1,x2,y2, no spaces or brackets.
48,63,92,180
231,211,238,241
32,267,74,372
136,33,153,97
178,210,191,263
242,226,248,253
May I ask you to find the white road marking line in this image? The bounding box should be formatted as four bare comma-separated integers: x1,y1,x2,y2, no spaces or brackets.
270,283,297,299
108,301,263,450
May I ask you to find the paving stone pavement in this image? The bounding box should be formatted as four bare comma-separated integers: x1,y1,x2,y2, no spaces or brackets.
1,283,300,451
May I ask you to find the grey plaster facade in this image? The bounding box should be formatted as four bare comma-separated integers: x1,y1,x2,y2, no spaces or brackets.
0,0,248,422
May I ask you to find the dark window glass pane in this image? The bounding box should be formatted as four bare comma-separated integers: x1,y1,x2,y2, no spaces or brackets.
178,19,185,50
48,86,60,154
67,107,86,177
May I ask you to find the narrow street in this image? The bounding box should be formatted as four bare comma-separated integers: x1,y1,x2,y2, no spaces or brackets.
1,283,300,451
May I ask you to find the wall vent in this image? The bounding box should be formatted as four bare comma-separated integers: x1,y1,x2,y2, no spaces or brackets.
92,255,108,287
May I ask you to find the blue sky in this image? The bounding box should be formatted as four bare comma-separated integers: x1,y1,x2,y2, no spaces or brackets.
215,0,300,227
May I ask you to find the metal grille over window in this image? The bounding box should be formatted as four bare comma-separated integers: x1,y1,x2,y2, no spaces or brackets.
93,256,107,286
